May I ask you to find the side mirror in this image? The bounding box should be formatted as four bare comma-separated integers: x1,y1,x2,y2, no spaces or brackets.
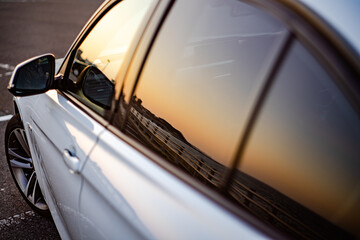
8,54,55,96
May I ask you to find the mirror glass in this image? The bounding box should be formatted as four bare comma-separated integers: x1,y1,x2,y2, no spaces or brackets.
15,56,51,90
9,55,54,96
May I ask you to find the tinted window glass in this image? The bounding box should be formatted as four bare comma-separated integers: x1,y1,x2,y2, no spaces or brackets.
231,41,360,239
116,0,287,189
67,0,154,116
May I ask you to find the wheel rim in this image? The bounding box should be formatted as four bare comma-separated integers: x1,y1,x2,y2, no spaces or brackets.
7,127,48,211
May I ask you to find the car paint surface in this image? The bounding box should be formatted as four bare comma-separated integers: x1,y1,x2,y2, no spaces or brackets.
78,128,267,239
14,62,267,239
13,56,106,238
8,0,360,239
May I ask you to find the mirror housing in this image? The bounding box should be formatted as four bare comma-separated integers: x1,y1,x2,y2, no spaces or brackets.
8,54,55,96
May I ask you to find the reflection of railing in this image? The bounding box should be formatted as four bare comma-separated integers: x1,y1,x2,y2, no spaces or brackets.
128,107,226,188
125,101,351,240
230,177,324,240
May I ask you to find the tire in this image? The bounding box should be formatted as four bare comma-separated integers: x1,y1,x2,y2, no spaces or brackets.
5,114,50,217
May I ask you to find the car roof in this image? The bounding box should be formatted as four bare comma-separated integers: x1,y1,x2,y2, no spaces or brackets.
297,0,360,58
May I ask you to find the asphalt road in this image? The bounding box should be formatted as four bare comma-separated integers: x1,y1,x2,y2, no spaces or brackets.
0,0,103,238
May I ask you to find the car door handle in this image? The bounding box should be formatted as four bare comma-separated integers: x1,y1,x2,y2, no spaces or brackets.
63,149,80,174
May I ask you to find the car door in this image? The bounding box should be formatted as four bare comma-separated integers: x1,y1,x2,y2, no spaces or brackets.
19,89,106,239
234,39,360,239
77,0,289,239
15,0,148,238
17,17,115,237
59,0,160,239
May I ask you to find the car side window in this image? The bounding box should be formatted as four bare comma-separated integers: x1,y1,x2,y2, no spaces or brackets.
115,0,287,190
232,40,360,239
66,0,154,117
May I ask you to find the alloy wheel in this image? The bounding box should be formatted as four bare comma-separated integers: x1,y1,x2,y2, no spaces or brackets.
6,125,48,212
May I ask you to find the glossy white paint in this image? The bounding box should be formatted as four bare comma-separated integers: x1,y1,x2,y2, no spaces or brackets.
79,129,267,239
13,57,265,239
16,90,106,240
12,58,106,240
10,0,359,239
14,91,266,239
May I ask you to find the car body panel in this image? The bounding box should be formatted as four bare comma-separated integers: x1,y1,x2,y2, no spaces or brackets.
14,87,106,239
8,0,360,239
79,129,267,239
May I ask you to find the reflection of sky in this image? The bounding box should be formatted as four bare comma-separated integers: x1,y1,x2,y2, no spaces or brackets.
240,41,360,234
135,0,286,167
299,0,360,56
78,0,151,82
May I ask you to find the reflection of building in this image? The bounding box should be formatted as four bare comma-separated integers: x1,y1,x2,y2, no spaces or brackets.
127,96,226,189
230,173,352,239
122,96,353,240
72,49,93,78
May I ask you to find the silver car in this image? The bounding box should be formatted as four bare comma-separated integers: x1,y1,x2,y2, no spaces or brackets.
5,0,360,239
